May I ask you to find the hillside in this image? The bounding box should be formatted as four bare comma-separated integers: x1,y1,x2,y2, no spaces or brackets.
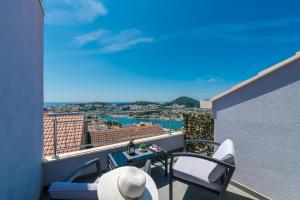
77,102,109,106
124,101,160,106
165,96,200,108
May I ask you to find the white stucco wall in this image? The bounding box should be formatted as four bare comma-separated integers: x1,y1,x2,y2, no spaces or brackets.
0,1,44,199
213,57,300,199
43,133,184,186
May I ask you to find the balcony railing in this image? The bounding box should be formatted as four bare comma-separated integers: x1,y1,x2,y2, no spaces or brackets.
44,113,183,158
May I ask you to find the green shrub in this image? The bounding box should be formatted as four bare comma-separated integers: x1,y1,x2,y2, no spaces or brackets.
183,113,214,156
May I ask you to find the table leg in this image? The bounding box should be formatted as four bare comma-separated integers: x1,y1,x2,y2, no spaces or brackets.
164,154,168,177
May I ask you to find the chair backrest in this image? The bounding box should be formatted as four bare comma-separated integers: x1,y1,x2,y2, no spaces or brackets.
49,182,98,200
208,139,235,182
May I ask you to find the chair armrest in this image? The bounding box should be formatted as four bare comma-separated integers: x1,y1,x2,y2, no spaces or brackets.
64,158,102,182
48,182,98,200
170,152,235,170
143,159,151,175
184,139,221,152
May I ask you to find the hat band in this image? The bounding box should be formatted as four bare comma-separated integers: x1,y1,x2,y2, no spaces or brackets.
117,176,143,200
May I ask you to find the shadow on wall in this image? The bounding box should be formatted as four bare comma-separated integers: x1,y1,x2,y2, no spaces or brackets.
213,58,300,118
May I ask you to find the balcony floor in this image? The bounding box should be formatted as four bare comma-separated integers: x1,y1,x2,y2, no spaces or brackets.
151,164,258,200
41,161,259,200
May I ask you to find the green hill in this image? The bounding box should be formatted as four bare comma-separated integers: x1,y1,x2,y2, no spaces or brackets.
165,96,200,108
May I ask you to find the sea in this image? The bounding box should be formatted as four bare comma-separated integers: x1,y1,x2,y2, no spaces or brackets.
100,115,183,131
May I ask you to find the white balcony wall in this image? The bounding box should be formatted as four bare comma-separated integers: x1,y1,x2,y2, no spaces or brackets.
43,133,184,185
0,1,44,199
213,54,300,200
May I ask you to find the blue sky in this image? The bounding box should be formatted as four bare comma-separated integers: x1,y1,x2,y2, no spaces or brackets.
44,0,300,102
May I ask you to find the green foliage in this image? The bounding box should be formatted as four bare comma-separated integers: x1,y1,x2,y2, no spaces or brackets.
139,143,146,149
183,113,214,156
165,96,200,108
86,114,98,119
107,121,122,127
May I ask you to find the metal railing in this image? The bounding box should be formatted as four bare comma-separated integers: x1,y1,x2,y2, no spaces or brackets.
46,113,183,158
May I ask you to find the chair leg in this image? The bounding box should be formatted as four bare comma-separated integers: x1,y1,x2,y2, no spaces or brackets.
219,191,224,200
169,177,173,200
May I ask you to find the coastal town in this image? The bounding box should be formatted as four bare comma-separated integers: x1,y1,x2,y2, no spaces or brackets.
43,96,212,157
44,96,212,120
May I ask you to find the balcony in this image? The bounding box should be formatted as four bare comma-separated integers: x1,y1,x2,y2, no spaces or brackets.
41,123,266,200
41,160,260,200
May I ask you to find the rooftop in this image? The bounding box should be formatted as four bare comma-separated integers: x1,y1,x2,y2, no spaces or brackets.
90,123,165,147
41,131,270,200
44,114,85,156
43,113,167,158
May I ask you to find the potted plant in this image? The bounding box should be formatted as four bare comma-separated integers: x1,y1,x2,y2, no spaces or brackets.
139,143,147,152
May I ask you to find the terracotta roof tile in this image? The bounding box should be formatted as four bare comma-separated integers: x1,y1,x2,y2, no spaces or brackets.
43,113,84,157
90,124,165,147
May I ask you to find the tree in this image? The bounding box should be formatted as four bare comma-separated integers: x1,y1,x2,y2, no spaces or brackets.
183,113,214,156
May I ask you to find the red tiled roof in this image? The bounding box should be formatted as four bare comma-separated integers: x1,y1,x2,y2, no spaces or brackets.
43,114,85,157
90,124,165,147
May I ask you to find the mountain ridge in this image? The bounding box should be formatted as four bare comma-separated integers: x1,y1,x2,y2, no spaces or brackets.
165,96,200,108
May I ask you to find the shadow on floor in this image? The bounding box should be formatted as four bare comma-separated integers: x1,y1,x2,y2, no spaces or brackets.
151,165,255,200
40,164,256,200
151,165,170,188
182,186,255,200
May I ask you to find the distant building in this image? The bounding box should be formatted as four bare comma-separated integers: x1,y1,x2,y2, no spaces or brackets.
172,104,186,109
212,52,300,200
200,99,212,109
88,121,108,132
131,122,153,127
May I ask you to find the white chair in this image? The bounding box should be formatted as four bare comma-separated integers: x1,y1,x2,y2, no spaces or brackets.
48,158,102,200
169,139,236,200
48,158,152,200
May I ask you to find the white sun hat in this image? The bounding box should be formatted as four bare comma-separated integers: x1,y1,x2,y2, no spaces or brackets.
97,166,159,200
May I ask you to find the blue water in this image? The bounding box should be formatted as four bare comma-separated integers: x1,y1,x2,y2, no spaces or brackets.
44,102,81,107
100,115,183,130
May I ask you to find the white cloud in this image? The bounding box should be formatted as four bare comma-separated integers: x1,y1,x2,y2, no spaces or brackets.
195,77,222,83
74,29,154,53
160,17,300,43
74,29,109,46
45,0,108,25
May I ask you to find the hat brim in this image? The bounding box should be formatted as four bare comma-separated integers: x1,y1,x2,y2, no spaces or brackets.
97,166,158,200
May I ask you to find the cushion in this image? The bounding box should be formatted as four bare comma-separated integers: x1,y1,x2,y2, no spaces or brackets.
173,156,222,192
48,182,98,200
208,139,235,182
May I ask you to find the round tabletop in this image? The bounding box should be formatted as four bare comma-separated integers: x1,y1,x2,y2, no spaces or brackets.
97,166,159,200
